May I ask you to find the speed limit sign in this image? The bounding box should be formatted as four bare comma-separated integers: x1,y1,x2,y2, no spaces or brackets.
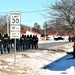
10,11,21,38
10,11,21,25
10,11,21,65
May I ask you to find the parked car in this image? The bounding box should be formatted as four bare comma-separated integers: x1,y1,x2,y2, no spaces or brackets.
46,36,51,40
54,37,64,40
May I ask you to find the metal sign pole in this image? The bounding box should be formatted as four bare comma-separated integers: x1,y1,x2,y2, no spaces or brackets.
10,11,21,65
14,39,16,65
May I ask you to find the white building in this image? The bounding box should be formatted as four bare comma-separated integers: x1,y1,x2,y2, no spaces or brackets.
21,30,41,41
47,32,61,40
47,32,73,40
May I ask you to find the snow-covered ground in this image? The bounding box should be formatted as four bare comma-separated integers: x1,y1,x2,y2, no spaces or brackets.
0,41,74,75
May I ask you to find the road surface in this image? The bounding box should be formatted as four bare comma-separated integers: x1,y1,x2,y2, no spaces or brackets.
38,41,70,50
0,40,71,54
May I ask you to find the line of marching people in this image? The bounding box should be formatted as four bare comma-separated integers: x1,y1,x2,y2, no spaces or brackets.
16,34,38,51
0,33,38,54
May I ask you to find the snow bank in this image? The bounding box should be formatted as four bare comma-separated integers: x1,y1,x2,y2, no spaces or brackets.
0,42,74,75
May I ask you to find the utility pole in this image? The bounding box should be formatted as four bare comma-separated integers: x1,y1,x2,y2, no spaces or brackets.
44,22,47,41
30,19,32,32
44,27,46,41
7,13,9,35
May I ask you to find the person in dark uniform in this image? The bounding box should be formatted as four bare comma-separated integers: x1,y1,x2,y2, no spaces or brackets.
3,33,10,53
73,37,75,58
72,37,74,42
32,35,36,49
16,38,20,51
32,35,34,49
20,34,25,51
30,35,33,49
24,35,27,50
68,36,71,42
0,33,3,54
9,38,13,49
35,35,38,49
27,35,30,49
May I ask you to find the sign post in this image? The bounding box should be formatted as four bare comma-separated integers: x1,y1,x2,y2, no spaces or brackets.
10,11,21,65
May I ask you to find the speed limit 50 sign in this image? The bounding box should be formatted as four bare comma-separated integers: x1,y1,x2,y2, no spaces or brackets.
10,11,21,38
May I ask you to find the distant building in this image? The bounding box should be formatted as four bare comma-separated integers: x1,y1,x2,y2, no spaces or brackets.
47,32,73,40
21,30,41,40
62,32,73,40
48,32,61,40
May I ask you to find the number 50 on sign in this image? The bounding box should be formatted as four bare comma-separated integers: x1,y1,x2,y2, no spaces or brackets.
10,11,21,25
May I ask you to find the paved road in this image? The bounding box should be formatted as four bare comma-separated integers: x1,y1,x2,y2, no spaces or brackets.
0,40,71,55
38,41,70,50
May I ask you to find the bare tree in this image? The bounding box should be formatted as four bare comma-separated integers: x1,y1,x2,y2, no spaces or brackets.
0,15,7,34
43,18,72,35
49,0,75,58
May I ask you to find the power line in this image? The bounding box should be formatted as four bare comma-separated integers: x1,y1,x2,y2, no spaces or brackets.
0,9,48,14
22,9,48,13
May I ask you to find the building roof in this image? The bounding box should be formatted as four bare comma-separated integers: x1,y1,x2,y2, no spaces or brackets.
48,32,57,35
21,30,26,34
21,30,40,35
48,32,73,36
30,30,40,34
64,32,73,36
48,32,61,36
